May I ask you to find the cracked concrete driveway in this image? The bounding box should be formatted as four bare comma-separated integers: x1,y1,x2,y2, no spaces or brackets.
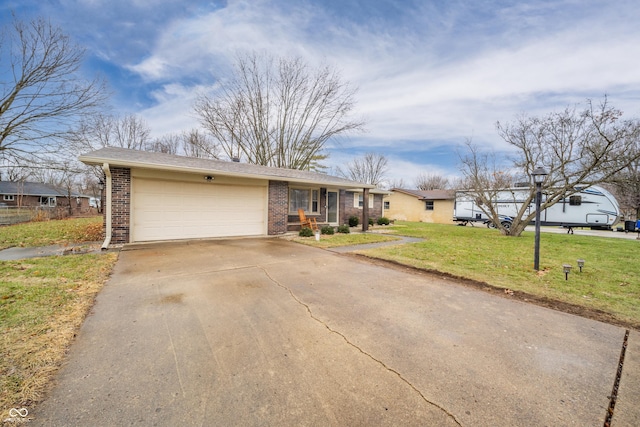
32,238,638,426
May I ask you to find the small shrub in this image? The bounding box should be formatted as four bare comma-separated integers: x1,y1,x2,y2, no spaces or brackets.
321,226,335,235
348,215,359,227
377,217,390,226
368,217,375,226
299,227,314,237
337,224,350,234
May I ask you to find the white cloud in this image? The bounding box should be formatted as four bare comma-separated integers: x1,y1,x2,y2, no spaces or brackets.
139,83,204,137
119,0,640,170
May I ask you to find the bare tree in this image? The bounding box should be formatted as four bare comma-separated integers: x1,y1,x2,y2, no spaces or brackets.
68,113,151,153
112,114,150,150
459,98,640,236
181,128,220,159
414,172,450,190
147,133,181,154
607,149,640,219
0,16,106,164
336,152,388,186
0,162,32,181
194,52,364,169
384,177,407,190
49,159,83,216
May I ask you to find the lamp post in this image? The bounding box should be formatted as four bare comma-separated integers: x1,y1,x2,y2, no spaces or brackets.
532,167,548,271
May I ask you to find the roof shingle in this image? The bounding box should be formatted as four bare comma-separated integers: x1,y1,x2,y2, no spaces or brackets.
79,147,375,188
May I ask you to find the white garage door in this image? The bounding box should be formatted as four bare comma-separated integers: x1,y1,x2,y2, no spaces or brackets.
132,178,267,242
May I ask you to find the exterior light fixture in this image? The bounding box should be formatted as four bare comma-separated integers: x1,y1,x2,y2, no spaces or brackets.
532,167,548,271
532,167,547,184
98,180,104,190
562,264,572,280
204,175,214,182
577,259,585,272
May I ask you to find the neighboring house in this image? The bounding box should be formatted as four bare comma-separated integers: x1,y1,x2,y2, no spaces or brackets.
79,147,385,245
384,188,455,224
0,181,92,213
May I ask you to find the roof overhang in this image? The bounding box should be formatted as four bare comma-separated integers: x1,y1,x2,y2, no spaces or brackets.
79,148,375,189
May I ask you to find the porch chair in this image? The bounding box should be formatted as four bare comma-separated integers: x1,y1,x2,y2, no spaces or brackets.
298,209,319,231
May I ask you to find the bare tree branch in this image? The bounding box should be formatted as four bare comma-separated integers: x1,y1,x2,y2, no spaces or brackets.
194,52,365,169
335,152,388,185
0,16,107,164
414,172,450,190
459,97,640,236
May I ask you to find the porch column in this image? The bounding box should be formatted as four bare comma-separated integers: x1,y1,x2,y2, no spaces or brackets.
362,187,369,232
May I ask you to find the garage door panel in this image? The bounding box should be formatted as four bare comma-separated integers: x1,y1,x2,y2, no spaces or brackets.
132,178,266,242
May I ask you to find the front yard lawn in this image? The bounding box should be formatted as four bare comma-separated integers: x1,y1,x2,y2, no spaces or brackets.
362,222,640,329
0,216,103,250
0,217,116,420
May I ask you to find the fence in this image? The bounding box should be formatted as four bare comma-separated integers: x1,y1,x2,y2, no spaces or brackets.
0,206,69,226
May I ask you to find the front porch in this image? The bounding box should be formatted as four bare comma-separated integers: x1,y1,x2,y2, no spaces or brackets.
283,187,385,232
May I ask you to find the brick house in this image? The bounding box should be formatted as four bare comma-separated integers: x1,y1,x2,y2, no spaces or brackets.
0,181,92,214
79,147,384,246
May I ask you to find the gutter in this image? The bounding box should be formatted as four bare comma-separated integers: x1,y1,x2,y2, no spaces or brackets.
101,163,112,250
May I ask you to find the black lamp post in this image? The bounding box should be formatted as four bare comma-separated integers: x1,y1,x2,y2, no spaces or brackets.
532,167,548,271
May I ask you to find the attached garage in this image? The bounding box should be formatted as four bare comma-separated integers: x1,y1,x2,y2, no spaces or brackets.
78,147,375,247
131,172,267,242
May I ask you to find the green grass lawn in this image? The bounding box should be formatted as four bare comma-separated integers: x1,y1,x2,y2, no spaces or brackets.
361,222,640,329
0,217,116,419
0,216,103,250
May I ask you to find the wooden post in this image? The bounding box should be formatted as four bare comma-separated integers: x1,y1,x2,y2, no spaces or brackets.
362,188,369,231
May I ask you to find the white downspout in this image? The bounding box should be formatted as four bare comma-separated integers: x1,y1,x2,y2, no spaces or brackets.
101,163,112,250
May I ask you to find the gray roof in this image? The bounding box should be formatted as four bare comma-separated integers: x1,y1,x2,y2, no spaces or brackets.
0,181,86,198
392,188,455,200
79,147,375,189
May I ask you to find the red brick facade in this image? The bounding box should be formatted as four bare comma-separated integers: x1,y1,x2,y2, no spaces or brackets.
108,167,131,244
341,190,384,224
268,180,288,235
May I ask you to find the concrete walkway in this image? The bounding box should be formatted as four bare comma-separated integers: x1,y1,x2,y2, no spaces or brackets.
327,235,424,253
31,238,638,426
0,242,102,261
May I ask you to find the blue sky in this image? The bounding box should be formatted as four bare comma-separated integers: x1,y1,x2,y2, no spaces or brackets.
2,0,640,186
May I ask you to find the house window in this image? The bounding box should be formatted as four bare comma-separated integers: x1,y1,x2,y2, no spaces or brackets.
311,189,319,212
569,195,582,206
353,193,374,209
39,196,56,207
3,195,14,201
289,188,319,213
384,201,390,210
425,200,434,211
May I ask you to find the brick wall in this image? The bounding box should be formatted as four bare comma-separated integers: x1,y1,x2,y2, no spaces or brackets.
109,167,131,244
268,180,288,235
340,191,384,224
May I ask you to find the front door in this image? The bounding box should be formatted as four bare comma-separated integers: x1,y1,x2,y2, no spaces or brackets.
327,190,339,224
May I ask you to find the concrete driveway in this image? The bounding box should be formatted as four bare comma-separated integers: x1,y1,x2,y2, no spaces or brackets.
32,238,638,426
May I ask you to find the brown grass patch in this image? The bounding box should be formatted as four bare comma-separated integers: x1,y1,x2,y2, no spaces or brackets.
0,253,117,421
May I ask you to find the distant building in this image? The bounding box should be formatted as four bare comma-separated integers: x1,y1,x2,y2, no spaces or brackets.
384,188,455,224
0,181,93,214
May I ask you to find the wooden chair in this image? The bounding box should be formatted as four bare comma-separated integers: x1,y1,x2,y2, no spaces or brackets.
298,209,319,231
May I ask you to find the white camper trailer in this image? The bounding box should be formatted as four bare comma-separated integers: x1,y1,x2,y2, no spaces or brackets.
453,185,620,230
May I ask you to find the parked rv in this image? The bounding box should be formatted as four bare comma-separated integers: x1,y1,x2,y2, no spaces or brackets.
454,185,621,230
